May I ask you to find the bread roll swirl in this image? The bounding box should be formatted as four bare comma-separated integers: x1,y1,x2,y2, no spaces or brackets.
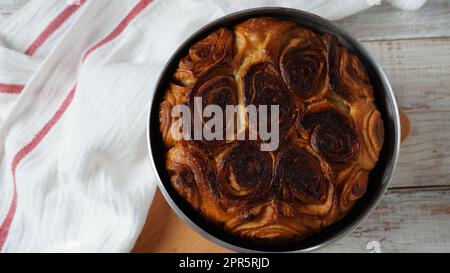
159,17,385,242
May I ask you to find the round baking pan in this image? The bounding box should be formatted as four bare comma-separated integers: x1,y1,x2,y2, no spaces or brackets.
147,7,401,252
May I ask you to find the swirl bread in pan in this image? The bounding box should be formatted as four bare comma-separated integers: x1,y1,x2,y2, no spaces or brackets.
159,17,384,242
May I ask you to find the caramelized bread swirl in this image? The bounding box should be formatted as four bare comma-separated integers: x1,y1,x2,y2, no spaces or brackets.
363,108,384,162
273,143,335,219
216,142,274,206
190,76,237,111
280,36,328,101
299,102,359,170
175,28,234,85
324,34,373,102
338,166,369,213
166,144,219,212
159,84,189,148
274,144,330,206
354,101,385,170
242,62,297,139
160,17,385,242
187,75,238,153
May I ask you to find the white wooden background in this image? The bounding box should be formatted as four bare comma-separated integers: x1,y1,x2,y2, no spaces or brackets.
2,0,450,253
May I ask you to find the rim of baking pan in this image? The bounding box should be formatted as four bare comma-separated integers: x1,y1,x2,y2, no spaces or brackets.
146,7,401,253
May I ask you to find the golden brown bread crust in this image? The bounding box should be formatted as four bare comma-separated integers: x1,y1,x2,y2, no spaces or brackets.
159,17,384,242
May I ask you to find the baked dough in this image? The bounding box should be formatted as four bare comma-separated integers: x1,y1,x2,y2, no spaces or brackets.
159,17,384,242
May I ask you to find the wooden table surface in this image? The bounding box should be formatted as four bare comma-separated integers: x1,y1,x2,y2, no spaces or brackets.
2,0,450,253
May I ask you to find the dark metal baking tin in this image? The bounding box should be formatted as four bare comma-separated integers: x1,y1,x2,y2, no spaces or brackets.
146,8,401,252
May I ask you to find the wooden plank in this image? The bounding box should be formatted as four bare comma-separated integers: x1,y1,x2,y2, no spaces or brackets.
337,0,450,41
133,188,450,253
133,190,229,253
393,111,450,188
319,187,450,253
0,0,29,25
363,38,450,112
360,38,450,188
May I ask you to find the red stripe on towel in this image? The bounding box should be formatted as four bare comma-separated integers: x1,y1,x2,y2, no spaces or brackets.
0,1,86,95
0,85,75,249
0,0,152,251
0,84,25,94
83,0,153,62
25,0,86,56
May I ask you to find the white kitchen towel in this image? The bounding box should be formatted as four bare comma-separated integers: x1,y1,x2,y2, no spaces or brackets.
0,0,427,252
